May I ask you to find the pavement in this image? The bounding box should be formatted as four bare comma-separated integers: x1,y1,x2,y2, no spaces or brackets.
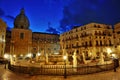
0,64,120,80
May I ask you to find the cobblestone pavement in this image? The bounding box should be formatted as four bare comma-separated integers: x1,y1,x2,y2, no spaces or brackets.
0,64,120,80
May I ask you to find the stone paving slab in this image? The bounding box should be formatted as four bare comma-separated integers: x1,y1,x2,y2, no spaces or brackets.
0,64,120,80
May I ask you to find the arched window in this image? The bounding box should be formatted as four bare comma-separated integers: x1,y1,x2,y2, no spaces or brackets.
109,40,112,46
76,50,79,54
99,31,101,35
96,40,98,46
94,24,96,27
95,31,97,35
89,41,92,46
85,42,87,46
21,26,23,29
100,40,102,46
20,33,24,39
98,25,100,28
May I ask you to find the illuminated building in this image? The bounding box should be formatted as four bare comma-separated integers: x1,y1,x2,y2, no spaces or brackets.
114,23,120,57
60,23,115,64
0,19,7,57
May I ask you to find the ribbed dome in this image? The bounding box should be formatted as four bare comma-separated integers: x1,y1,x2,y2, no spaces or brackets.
14,8,30,29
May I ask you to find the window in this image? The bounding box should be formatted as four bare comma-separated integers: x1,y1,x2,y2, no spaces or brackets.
95,31,97,35
89,41,92,46
21,26,23,29
85,42,87,46
98,25,100,28
99,31,101,35
117,31,120,34
100,40,102,46
109,40,112,46
20,33,24,39
96,40,98,46
33,47,36,50
94,24,96,27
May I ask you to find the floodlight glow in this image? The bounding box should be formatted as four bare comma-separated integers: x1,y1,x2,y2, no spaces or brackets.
20,54,23,57
111,54,118,59
4,54,9,59
54,52,59,54
63,55,67,60
13,54,16,57
27,53,32,57
37,53,41,56
89,52,92,56
107,48,112,54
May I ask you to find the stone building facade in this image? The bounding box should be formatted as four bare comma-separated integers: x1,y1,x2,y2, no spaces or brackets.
114,23,120,57
32,32,59,55
60,23,115,64
0,19,7,57
5,9,60,60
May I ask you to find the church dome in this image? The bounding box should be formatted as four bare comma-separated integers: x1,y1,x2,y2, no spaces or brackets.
14,8,30,29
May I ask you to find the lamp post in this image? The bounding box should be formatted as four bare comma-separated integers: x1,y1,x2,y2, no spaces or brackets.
4,54,10,69
13,54,16,65
63,55,67,78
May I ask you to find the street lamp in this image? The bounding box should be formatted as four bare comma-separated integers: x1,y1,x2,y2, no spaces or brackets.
13,54,16,65
4,54,10,60
4,54,10,69
37,52,41,56
63,55,67,78
27,53,32,58
107,48,112,55
36,52,41,61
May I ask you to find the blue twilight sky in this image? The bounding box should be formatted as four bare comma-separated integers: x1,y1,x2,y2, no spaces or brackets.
0,0,120,34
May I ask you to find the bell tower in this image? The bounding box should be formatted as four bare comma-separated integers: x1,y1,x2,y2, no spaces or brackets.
11,8,32,56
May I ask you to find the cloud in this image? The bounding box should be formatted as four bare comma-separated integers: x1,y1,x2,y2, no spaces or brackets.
0,8,14,26
46,22,60,34
46,26,60,34
59,0,120,33
5,15,15,21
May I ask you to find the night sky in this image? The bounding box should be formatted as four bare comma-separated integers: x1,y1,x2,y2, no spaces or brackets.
0,0,120,34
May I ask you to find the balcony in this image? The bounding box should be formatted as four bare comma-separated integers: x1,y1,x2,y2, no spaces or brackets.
72,45,81,48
